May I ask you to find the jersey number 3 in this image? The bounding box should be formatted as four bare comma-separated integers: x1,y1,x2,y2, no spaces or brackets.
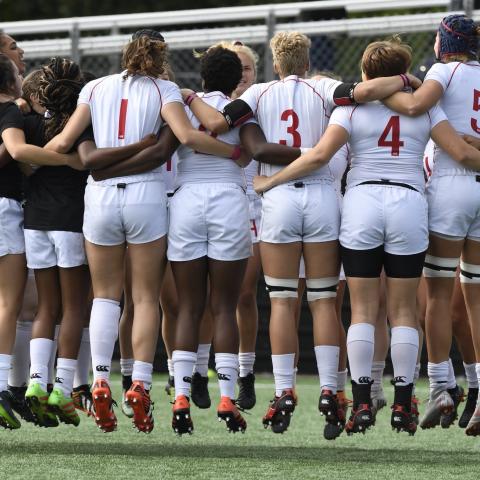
471,89,480,134
279,109,301,147
378,116,404,156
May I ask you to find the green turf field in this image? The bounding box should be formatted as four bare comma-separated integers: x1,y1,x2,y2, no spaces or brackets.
1,375,478,479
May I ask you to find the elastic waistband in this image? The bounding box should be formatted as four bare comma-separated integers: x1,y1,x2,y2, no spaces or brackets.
357,179,418,192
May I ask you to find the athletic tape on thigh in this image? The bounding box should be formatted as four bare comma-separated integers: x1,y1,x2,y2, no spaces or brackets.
264,275,298,298
423,254,458,278
306,277,338,301
460,261,480,283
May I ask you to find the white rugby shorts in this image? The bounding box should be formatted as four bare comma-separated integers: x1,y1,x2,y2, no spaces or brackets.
248,193,262,244
83,180,168,246
168,183,252,262
340,184,428,255
260,183,340,244
0,198,25,257
427,174,480,240
25,229,87,269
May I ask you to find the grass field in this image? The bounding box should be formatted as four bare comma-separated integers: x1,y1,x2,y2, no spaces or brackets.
1,374,479,480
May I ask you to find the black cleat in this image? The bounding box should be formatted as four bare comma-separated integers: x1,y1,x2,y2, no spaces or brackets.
345,403,373,435
191,372,211,409
7,386,36,423
262,389,296,434
391,404,417,435
318,389,346,440
237,373,256,410
172,395,193,435
72,384,93,416
0,390,21,429
459,387,478,428
441,385,464,428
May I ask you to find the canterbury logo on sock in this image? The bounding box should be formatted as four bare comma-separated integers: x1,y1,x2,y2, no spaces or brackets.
55,377,64,384
358,376,373,384
217,373,231,381
183,376,192,383
30,373,41,379
96,365,109,372
392,376,406,385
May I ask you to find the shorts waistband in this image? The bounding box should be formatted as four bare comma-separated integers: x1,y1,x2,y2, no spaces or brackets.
357,179,418,192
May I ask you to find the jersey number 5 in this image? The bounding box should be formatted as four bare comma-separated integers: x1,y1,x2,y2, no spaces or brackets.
471,89,480,134
378,116,404,156
279,109,301,147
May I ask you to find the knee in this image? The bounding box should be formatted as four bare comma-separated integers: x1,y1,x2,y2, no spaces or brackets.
237,289,256,311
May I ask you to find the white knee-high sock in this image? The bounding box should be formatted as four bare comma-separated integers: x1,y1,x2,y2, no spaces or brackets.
347,323,375,384
55,358,77,396
120,358,134,377
8,321,32,387
132,360,153,390
239,352,255,378
337,369,348,392
390,326,419,386
447,358,457,390
89,298,121,382
314,345,339,394
371,361,386,395
48,325,60,385
464,362,479,389
215,353,239,399
73,328,91,388
193,343,211,377
427,361,449,396
272,353,295,397
167,358,174,378
30,338,54,390
172,350,197,399
0,354,11,392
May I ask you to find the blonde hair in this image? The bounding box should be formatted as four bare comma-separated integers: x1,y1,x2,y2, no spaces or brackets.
270,31,311,76
361,36,412,79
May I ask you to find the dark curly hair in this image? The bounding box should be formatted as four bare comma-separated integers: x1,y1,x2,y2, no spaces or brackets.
200,46,242,96
0,53,18,96
37,57,84,142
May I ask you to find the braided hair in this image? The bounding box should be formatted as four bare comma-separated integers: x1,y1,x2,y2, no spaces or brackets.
37,57,84,142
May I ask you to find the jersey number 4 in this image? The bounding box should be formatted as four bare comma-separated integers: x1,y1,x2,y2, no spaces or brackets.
279,109,301,147
378,116,404,156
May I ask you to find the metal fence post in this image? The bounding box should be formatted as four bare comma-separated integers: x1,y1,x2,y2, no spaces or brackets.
70,21,80,65
463,0,474,16
263,9,275,82
109,24,121,74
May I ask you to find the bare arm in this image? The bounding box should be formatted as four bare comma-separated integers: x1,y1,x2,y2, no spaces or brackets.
44,104,92,153
253,125,349,193
90,126,180,181
2,128,78,167
78,134,157,170
382,80,444,116
463,134,480,150
431,121,480,171
240,123,301,166
353,73,422,103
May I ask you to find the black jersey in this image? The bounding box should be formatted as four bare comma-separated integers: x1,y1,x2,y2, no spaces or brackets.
0,102,24,201
23,114,92,232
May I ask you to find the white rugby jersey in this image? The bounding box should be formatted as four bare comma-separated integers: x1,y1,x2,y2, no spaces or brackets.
176,91,248,187
161,151,178,194
330,102,446,192
78,72,182,185
425,61,480,174
329,144,349,196
240,75,342,181
423,138,435,179
244,159,259,195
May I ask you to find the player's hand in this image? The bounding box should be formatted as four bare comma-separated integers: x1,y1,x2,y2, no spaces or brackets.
463,134,480,150
181,88,195,101
15,98,32,114
406,73,422,90
253,175,272,194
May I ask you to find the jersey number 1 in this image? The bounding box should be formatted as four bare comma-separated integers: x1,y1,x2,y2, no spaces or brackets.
378,116,404,156
279,109,301,147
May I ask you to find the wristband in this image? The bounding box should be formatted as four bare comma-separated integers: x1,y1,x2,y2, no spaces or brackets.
300,147,311,155
230,145,242,161
399,74,410,88
185,92,198,107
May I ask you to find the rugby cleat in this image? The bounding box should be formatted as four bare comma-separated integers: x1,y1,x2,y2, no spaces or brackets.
318,389,346,440
91,380,117,433
0,390,21,429
420,388,453,430
164,375,175,398
191,372,211,409
371,388,387,421
262,389,296,434
411,395,420,425
391,404,417,435
7,386,36,423
47,388,80,426
465,404,480,436
440,385,464,429
121,375,133,418
72,384,93,416
25,383,58,428
217,396,247,433
345,403,374,435
459,387,479,428
126,381,154,433
237,373,256,410
172,395,193,435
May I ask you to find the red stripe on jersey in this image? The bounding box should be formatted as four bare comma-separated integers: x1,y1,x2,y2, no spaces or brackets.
424,156,432,177
446,62,462,89
255,80,281,115
118,99,128,140
148,77,163,120
88,77,108,102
